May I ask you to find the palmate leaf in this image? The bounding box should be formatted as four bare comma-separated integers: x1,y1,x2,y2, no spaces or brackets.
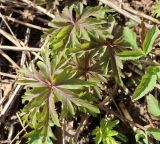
18,48,99,142
43,3,111,53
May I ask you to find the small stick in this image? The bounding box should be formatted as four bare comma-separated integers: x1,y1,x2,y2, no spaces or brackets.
99,0,152,28
119,102,133,122
122,4,160,25
7,124,14,141
0,50,20,69
20,27,30,66
0,72,17,79
16,112,27,133
0,13,19,44
2,15,47,31
10,124,29,144
0,85,23,126
0,28,21,47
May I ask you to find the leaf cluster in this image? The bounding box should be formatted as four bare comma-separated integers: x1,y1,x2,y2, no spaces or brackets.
17,2,160,144
91,118,128,144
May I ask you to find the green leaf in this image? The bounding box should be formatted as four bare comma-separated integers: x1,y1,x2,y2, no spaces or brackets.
17,80,44,87
147,128,160,141
132,73,157,101
135,130,148,144
118,50,144,60
122,27,138,49
95,131,102,144
116,133,128,143
108,47,123,86
106,120,119,130
146,66,160,81
57,79,95,89
49,94,60,126
81,6,112,19
142,26,160,55
72,98,100,114
147,94,160,118
152,0,160,18
24,130,43,144
147,66,160,74
44,3,111,53
92,119,123,144
23,90,48,112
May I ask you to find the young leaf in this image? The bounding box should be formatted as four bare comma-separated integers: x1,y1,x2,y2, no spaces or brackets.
152,0,160,18
132,73,157,101
92,118,126,144
147,128,160,141
147,94,160,118
135,130,148,144
118,50,144,60
91,127,102,144
142,26,160,55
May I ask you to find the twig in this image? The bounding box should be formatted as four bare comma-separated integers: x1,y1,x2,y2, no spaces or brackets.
7,124,14,141
111,94,123,116
0,85,23,126
122,3,160,25
0,72,17,79
0,50,19,69
0,13,19,44
20,27,30,66
119,102,133,121
2,15,47,31
0,45,40,52
16,112,27,133
21,0,55,19
0,28,21,47
99,0,152,28
10,124,29,144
